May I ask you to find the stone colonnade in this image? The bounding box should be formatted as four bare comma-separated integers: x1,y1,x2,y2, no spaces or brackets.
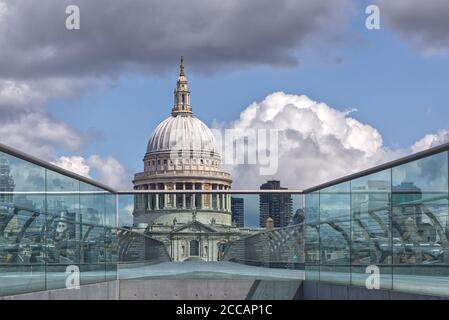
135,182,231,212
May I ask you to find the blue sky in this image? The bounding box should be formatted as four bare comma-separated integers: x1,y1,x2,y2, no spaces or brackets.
45,15,449,181
2,0,449,227
1,0,449,192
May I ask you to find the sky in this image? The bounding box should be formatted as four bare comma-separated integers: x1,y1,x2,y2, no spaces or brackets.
1,0,449,195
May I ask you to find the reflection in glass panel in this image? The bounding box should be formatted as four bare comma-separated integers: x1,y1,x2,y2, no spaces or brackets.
46,170,81,289
118,195,134,228
80,182,105,226
350,169,392,289
80,226,106,285
305,192,319,280
0,152,46,296
105,193,116,228
105,228,118,281
0,210,47,295
0,151,45,192
319,182,350,284
391,152,449,296
392,151,448,199
0,151,45,213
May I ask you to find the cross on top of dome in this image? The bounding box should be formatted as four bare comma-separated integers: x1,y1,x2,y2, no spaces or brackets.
179,56,185,77
172,56,192,116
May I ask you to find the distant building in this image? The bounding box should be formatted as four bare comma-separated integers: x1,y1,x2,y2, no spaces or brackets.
231,197,244,227
259,180,292,228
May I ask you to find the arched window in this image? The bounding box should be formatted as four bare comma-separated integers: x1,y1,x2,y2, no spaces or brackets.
189,240,199,256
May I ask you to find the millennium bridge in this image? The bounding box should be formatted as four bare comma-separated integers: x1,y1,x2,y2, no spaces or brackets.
1,142,449,300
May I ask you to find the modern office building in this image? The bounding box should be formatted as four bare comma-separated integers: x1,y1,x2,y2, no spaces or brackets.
231,197,244,227
259,180,293,228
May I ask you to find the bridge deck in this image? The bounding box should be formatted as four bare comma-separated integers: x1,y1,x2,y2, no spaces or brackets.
119,261,305,280
1,262,449,298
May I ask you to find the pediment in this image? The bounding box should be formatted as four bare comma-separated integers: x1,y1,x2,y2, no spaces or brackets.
172,221,217,233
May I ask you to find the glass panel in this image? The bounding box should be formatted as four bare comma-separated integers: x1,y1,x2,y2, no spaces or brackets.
118,194,134,228
319,182,351,285
105,193,116,228
392,151,449,296
105,228,118,281
0,152,46,296
80,182,105,226
350,169,392,289
46,170,80,290
80,225,106,285
305,192,319,280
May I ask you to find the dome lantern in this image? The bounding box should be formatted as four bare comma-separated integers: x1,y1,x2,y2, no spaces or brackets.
172,56,192,116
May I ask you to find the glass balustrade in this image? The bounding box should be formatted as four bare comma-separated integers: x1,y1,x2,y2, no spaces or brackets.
1,144,449,298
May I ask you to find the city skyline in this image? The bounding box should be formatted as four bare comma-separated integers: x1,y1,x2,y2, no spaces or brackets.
2,0,449,303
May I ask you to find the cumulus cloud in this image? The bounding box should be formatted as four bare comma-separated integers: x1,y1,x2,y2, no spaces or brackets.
378,0,449,55
411,129,449,153
52,154,130,190
52,155,90,177
223,92,403,189
87,155,130,190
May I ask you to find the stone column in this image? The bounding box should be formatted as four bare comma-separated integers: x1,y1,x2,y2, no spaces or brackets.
155,185,159,210
217,187,221,211
198,183,203,210
173,184,177,209
163,183,168,209
221,186,225,211
182,183,186,209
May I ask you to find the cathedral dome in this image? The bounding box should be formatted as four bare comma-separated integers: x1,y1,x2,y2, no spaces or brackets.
147,114,217,155
133,57,233,245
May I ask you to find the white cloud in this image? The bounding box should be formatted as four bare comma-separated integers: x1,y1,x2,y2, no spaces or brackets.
0,77,101,162
0,78,99,110
0,80,36,107
0,111,85,160
223,92,402,189
87,155,130,190
51,154,130,190
52,156,91,177
411,129,449,153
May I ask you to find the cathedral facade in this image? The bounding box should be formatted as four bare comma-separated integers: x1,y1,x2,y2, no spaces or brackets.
132,58,252,261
